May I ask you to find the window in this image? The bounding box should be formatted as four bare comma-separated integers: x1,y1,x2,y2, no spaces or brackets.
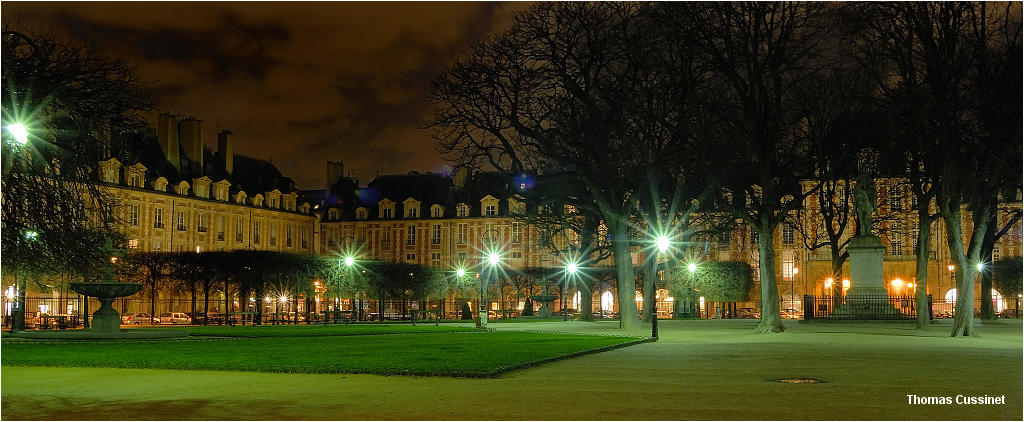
269,223,277,245
910,191,919,209
154,241,162,251
356,208,367,220
457,204,469,217
406,225,417,245
301,228,309,249
253,221,261,244
993,246,1000,261
512,222,522,243
406,253,416,261
382,229,391,247
154,208,164,229
127,239,139,249
129,174,141,187
717,231,730,246
328,209,340,220
406,205,419,218
485,204,497,216
782,254,795,281
431,205,443,218
457,252,467,264
286,225,293,247
889,187,902,211
217,215,225,241
890,239,903,256
511,251,523,259
177,210,186,231
458,224,467,244
910,220,919,252
431,252,441,267
383,208,393,219
197,213,207,232
130,205,139,226
431,224,441,245
235,219,244,242
750,227,758,245
782,224,794,245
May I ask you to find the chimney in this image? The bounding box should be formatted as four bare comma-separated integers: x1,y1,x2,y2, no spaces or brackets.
178,118,204,167
157,112,180,171
217,130,234,175
326,161,345,191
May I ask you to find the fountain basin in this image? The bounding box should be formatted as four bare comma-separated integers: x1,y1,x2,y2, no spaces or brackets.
531,294,559,318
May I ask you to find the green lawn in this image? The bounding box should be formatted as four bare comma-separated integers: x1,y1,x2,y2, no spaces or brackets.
2,320,1020,420
156,323,476,337
1,331,644,377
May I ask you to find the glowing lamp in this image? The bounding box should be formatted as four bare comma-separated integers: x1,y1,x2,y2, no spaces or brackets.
344,256,355,267
456,268,466,277
24,231,38,240
976,263,983,271
948,264,955,272
567,262,578,275
487,253,499,266
7,123,28,145
891,279,903,289
656,235,669,253
687,263,697,273
824,278,834,288
842,279,850,289
279,296,288,303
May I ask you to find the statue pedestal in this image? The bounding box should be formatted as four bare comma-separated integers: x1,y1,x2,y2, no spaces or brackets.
833,236,903,319
845,236,888,297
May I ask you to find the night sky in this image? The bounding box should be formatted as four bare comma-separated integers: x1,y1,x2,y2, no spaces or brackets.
2,2,526,189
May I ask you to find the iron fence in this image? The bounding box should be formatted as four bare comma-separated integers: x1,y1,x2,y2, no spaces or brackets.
802,295,924,320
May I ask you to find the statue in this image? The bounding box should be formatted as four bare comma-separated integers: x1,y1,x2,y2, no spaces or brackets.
853,172,878,237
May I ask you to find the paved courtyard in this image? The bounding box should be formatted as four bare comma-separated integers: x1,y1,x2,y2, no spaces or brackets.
2,319,1021,420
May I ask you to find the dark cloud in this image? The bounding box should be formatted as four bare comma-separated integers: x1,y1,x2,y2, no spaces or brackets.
2,2,527,188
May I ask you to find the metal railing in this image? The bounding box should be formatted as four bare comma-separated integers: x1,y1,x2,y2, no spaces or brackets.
803,294,924,320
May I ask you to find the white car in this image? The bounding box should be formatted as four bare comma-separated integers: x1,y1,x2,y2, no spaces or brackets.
121,312,155,325
158,312,191,325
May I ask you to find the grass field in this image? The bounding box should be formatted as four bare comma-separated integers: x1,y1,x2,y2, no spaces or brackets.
155,323,476,337
1,331,643,377
2,319,1020,420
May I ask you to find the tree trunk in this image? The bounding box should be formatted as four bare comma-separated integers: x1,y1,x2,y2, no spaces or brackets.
13,273,26,332
190,284,197,324
578,280,594,322
943,205,990,337
609,219,640,329
755,222,785,333
224,280,230,325
150,278,158,324
979,213,997,320
641,251,657,323
915,212,933,329
202,286,210,325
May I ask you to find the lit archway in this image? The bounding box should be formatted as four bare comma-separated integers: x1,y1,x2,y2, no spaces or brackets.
601,291,614,312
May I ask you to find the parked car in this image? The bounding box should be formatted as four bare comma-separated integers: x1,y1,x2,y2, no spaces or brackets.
736,308,760,319
121,312,155,325
158,312,191,325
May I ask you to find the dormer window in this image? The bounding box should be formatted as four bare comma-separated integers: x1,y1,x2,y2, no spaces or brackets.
379,199,395,219
235,191,247,204
430,205,444,218
175,182,190,196
509,198,525,215
456,203,469,217
480,195,499,217
152,177,168,192
356,208,368,220
403,198,421,218
328,209,340,220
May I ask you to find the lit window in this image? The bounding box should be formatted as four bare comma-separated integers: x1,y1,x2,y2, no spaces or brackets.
407,225,417,245
154,208,163,229
458,224,467,244
782,224,794,245
129,205,139,226
431,224,441,245
485,204,497,216
457,204,469,217
512,222,522,243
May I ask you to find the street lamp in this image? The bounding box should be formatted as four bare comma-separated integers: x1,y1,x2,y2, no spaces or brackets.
7,123,29,145
650,234,674,340
563,262,579,321
480,230,500,328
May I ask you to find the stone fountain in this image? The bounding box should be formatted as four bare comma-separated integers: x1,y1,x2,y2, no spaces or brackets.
16,240,187,339
530,285,560,318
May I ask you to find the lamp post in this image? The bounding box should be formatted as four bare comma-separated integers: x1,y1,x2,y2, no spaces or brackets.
651,235,671,340
478,229,501,328
564,262,578,321
792,267,799,315
687,263,697,318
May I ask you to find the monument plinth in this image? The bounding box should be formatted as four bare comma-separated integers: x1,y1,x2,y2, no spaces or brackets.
845,235,888,297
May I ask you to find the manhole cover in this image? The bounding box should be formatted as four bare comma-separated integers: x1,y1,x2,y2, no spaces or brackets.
778,378,822,384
